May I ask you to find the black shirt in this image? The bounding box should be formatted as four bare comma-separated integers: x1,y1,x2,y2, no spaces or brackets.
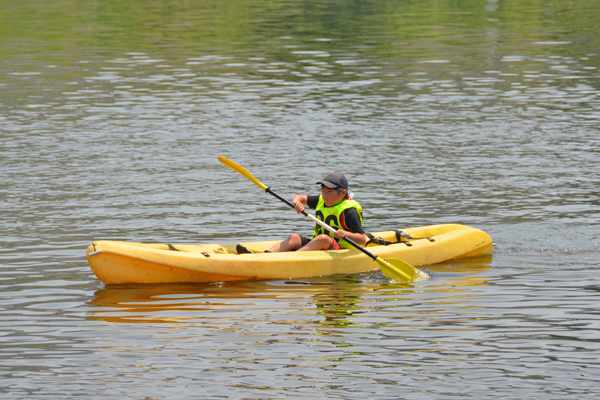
306,195,364,234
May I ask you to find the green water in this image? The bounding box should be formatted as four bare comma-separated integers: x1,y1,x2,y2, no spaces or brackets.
3,0,600,95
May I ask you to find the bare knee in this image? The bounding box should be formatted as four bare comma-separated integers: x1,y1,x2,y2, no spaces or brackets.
299,234,333,251
288,234,303,248
282,234,304,252
268,234,304,253
313,234,332,243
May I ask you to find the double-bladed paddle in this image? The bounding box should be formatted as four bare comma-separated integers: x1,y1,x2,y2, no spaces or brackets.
218,155,427,283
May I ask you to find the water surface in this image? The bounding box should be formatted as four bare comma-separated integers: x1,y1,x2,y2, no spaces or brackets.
1,0,599,398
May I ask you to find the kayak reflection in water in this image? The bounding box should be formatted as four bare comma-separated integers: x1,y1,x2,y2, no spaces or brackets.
236,172,367,254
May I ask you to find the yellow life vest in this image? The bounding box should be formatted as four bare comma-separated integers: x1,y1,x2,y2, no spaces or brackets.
312,196,363,249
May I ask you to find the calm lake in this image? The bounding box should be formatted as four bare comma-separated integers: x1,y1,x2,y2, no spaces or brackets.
1,0,599,398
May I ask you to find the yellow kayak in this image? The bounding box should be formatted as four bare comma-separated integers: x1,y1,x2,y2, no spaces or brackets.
86,224,493,284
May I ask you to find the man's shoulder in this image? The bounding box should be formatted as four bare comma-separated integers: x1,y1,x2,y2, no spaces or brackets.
307,194,321,209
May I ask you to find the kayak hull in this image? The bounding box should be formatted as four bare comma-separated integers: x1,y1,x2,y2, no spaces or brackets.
86,224,493,284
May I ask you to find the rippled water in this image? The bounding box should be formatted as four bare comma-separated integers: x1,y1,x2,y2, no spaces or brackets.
1,0,600,398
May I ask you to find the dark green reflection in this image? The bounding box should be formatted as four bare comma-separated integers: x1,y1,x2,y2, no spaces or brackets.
1,0,599,60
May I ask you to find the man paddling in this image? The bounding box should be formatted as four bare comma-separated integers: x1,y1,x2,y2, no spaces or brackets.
237,172,367,253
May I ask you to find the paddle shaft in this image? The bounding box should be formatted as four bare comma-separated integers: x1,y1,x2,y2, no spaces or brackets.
265,187,377,261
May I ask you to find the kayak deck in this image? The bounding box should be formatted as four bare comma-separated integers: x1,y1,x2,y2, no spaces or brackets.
87,224,493,284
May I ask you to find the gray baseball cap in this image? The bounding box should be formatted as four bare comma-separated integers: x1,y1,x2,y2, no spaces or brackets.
316,171,348,190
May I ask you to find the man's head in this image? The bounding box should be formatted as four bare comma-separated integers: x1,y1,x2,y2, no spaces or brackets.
317,172,349,206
